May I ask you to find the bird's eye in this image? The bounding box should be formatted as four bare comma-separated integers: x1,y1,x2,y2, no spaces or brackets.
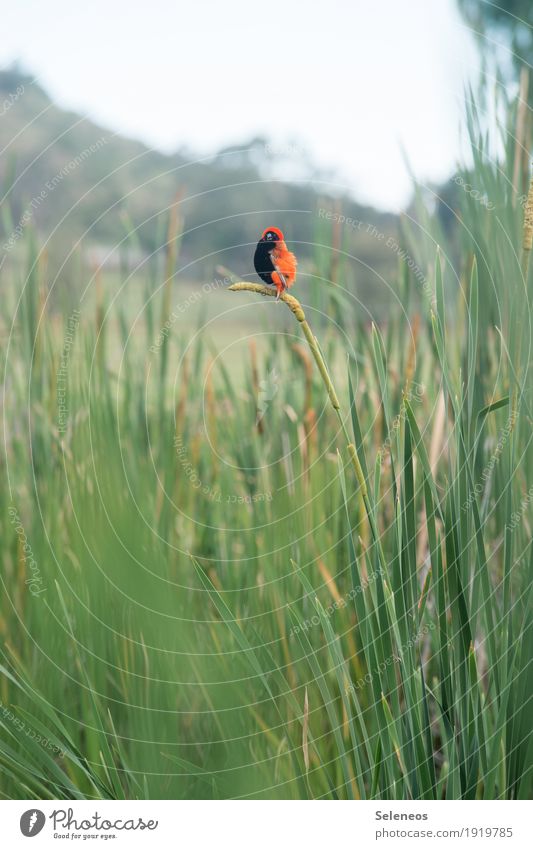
266,232,272,240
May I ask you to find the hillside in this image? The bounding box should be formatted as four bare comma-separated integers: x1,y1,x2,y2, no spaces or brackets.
0,67,398,293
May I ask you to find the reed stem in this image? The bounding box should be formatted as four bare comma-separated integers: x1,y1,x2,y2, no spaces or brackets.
228,281,381,547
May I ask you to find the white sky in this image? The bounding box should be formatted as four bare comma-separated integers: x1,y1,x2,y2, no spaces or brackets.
0,0,480,210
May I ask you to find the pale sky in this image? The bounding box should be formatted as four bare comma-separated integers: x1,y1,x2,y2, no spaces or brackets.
0,0,480,210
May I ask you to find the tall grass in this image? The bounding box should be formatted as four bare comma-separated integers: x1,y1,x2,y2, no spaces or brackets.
0,82,531,800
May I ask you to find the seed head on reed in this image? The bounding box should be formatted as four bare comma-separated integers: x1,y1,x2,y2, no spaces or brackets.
522,174,533,255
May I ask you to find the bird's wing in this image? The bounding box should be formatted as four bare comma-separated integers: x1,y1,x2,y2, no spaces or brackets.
271,260,287,289
272,246,297,286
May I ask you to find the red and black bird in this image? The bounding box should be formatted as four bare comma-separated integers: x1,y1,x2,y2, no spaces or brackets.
253,227,297,300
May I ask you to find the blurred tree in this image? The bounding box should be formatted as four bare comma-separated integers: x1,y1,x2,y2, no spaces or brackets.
457,0,532,195
458,0,533,75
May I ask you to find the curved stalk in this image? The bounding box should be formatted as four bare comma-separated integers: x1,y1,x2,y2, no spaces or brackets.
228,281,384,556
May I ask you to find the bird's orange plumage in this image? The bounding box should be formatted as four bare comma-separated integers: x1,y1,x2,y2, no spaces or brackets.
271,241,297,293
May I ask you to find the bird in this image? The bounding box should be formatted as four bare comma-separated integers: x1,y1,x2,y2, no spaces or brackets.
253,227,297,300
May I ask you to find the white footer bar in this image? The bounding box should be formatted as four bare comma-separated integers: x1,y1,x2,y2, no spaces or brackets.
1,800,530,848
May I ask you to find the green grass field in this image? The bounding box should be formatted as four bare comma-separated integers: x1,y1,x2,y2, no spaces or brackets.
0,85,531,801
